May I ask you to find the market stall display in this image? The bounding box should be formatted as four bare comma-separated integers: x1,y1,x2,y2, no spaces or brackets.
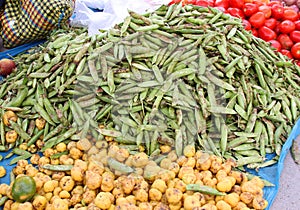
0,2,299,210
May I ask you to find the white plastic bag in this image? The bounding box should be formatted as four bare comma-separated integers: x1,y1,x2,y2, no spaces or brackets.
70,1,94,28
70,0,171,35
79,0,107,10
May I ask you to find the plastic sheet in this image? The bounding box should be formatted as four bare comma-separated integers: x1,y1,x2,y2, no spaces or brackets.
0,40,45,60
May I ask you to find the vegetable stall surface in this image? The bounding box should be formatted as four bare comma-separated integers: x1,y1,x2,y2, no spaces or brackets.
0,141,269,209
1,4,300,170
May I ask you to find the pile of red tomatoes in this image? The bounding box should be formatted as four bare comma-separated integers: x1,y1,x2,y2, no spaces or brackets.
169,0,300,64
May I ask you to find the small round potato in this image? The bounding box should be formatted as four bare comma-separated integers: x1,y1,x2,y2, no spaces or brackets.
3,111,18,126
0,166,6,178
94,192,112,209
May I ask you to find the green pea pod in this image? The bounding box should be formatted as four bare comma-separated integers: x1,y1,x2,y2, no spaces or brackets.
43,97,60,124
27,129,44,147
10,153,32,165
42,164,73,171
29,72,51,78
209,106,237,115
206,71,235,91
186,184,225,196
0,82,8,98
107,157,134,174
7,86,28,107
50,151,68,159
73,43,90,65
236,156,264,167
0,120,5,145
12,148,31,156
0,196,8,206
98,128,122,138
245,172,275,187
121,16,131,36
34,103,56,126
43,124,64,142
42,127,77,152
9,121,31,141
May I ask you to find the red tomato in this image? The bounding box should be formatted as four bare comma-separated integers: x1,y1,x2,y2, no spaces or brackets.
229,0,244,9
280,49,293,59
278,34,294,49
243,3,259,17
264,18,277,30
251,28,258,36
194,0,207,6
292,43,300,59
227,8,245,19
252,0,264,7
271,4,284,20
259,5,272,19
258,26,277,41
278,20,296,34
274,20,281,34
168,0,181,5
290,31,300,43
268,1,281,7
268,40,282,51
182,0,196,5
249,12,266,28
295,20,300,30
214,0,229,9
242,19,252,31
283,8,298,21
281,49,293,59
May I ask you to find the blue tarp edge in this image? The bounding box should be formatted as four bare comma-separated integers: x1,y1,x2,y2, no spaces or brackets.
0,40,46,60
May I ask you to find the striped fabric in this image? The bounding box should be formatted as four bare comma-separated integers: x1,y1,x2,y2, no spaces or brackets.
0,0,74,48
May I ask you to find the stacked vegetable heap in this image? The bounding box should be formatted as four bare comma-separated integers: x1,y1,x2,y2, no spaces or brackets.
169,0,300,65
0,3,299,209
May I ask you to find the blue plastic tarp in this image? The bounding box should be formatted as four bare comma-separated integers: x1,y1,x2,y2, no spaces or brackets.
0,40,45,60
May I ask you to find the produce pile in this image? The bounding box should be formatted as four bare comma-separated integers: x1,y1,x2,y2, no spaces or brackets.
0,141,270,209
169,0,300,64
1,4,300,169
